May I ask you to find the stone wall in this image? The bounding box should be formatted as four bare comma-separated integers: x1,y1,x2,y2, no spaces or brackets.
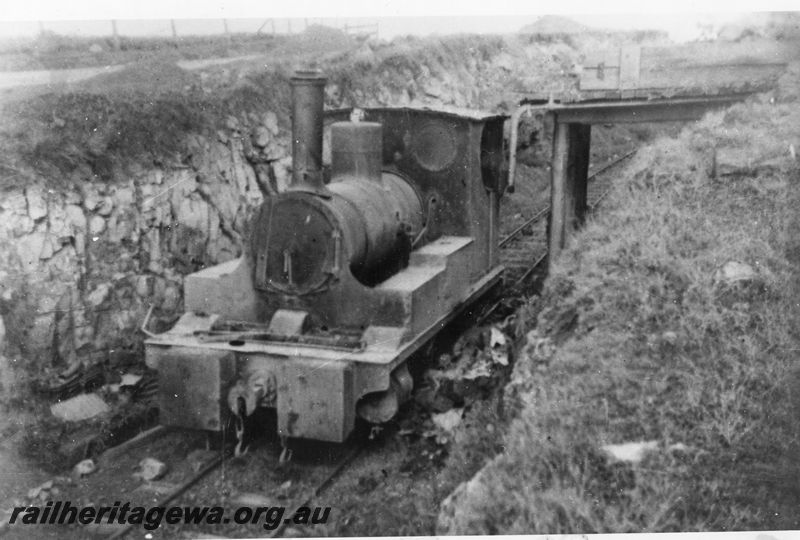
0,111,292,387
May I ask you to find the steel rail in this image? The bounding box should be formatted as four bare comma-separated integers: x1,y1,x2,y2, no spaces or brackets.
499,149,637,249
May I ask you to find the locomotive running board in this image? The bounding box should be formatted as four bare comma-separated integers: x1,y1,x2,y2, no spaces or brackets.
145,235,504,442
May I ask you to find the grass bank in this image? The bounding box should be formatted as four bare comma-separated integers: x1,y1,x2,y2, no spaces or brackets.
440,62,800,533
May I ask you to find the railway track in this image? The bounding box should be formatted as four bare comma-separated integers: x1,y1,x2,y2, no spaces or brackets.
476,150,637,324
498,150,637,288
10,150,637,540
7,425,363,540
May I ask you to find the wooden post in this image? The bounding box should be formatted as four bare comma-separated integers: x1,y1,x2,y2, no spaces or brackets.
548,118,591,272
111,20,120,51
223,19,231,42
170,19,177,40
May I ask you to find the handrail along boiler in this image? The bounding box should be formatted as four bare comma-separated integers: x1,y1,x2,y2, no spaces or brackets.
145,70,509,447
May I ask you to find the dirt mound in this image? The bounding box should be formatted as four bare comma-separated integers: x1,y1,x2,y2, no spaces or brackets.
284,24,356,55
519,15,590,35
75,58,200,96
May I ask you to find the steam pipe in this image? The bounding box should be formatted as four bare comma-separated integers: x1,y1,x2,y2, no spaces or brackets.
290,70,327,194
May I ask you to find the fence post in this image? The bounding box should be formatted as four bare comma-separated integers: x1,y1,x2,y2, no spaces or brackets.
223,19,231,42
111,20,120,50
171,19,178,40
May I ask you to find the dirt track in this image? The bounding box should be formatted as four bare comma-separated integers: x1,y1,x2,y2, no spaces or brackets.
0,54,265,90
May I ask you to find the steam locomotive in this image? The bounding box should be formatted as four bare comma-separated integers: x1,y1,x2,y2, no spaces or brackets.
145,70,509,451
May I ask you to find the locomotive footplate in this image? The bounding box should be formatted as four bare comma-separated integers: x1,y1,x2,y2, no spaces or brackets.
144,263,503,443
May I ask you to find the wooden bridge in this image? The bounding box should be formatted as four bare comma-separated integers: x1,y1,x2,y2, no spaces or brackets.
529,39,798,270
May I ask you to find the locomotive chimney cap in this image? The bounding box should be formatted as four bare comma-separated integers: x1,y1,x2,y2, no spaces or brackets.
291,69,327,84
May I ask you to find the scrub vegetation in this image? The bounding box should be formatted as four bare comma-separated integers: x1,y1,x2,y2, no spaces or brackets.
439,62,800,533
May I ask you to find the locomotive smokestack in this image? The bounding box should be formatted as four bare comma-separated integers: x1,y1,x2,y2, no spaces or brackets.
290,70,327,192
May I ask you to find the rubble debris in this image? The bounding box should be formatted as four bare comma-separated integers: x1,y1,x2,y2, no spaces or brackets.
418,325,512,413
50,393,110,422
431,408,464,433
601,440,659,464
119,373,143,388
520,329,556,370
27,480,53,500
276,480,292,499
73,459,97,477
667,442,692,455
713,261,757,285
489,327,509,366
133,457,168,481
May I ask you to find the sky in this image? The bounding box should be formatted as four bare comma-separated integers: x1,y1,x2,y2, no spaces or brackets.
0,0,796,42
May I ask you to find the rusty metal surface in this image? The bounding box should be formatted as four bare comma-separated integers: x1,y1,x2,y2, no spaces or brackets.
146,264,503,441
277,357,355,441
250,170,422,297
330,121,383,182
289,70,327,193
151,346,236,432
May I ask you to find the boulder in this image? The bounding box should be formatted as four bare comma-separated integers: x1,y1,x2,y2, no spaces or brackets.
50,393,110,422
96,197,114,217
64,204,87,230
713,260,757,284
133,458,168,481
86,283,111,307
88,215,106,236
73,459,96,477
16,232,46,269
135,275,152,297
161,284,181,312
224,115,240,131
113,186,135,207
263,111,279,135
25,186,48,221
252,126,271,148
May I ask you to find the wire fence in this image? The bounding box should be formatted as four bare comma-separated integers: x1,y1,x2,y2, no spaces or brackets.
32,18,379,44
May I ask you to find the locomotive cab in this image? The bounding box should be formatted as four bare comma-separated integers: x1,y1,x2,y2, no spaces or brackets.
145,70,509,445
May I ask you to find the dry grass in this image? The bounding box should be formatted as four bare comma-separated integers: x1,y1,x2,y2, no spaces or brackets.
446,65,800,533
